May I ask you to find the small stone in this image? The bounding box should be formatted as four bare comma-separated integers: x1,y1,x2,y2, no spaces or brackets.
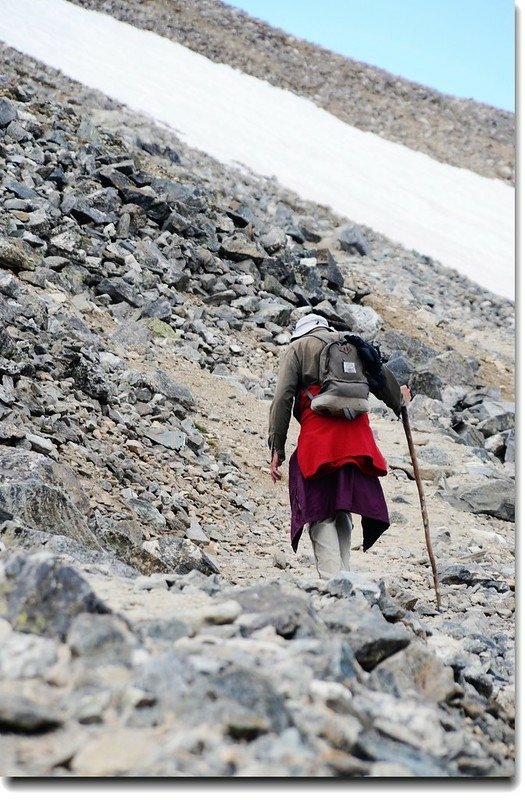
0,98,18,127
338,224,370,256
0,693,63,733
70,728,159,776
186,519,210,544
125,439,144,455
144,428,186,451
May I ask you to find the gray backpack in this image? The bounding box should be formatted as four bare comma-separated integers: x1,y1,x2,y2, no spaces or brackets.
307,330,370,420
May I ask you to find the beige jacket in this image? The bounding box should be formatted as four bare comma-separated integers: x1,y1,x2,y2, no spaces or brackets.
268,332,402,461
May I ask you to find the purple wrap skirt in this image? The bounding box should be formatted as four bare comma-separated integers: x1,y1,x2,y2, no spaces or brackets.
288,450,390,552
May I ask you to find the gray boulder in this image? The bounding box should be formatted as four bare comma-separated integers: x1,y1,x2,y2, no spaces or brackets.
407,395,451,430
61,192,114,225
65,351,114,404
335,303,383,338
451,421,486,448
0,551,110,640
0,630,59,680
410,370,443,400
423,351,477,385
478,414,515,437
0,446,98,549
141,369,194,409
96,277,144,308
320,599,412,671
0,237,39,273
484,431,508,459
439,477,515,521
142,535,219,576
385,352,414,386
226,582,322,638
190,667,292,734
468,400,515,438
252,299,293,328
315,248,345,289
505,429,515,463
378,330,437,368
338,225,370,256
0,693,63,734
260,227,287,254
369,641,457,703
144,427,186,452
67,612,136,664
461,387,502,407
0,98,18,128
219,234,265,263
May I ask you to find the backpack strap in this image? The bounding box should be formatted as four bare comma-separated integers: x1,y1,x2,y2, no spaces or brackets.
307,329,338,344
343,334,386,391
306,330,341,382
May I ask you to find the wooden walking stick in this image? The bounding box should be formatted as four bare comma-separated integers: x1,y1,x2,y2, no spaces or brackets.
401,404,442,610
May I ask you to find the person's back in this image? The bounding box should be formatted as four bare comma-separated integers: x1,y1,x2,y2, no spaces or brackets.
268,332,328,463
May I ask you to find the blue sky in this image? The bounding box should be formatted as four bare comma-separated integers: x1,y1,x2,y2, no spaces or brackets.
226,0,515,111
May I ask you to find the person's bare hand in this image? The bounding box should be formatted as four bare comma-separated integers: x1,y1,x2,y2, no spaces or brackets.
400,384,411,405
270,452,283,483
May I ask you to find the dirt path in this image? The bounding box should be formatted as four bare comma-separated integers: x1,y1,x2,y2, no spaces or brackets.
120,325,514,601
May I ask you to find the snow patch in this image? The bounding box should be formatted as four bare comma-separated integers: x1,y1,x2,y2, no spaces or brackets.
0,0,514,299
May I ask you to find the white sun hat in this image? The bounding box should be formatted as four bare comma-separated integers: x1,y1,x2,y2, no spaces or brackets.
290,313,330,340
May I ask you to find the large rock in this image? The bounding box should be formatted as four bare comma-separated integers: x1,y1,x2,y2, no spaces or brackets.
184,667,292,734
352,721,452,776
226,582,322,638
407,395,452,430
423,351,477,385
67,612,136,663
219,234,265,263
338,225,370,256
0,630,59,680
142,535,219,576
252,299,294,327
320,599,412,671
260,226,287,254
410,370,443,400
65,352,114,404
439,477,515,521
451,421,486,448
144,427,186,451
61,191,114,225
0,693,63,734
0,446,98,548
385,352,414,386
315,248,345,289
92,515,211,575
0,98,18,128
469,400,515,437
96,277,144,308
0,237,39,273
369,641,457,703
377,331,437,368
505,429,516,463
0,552,110,641
335,303,383,338
436,564,510,591
141,369,194,409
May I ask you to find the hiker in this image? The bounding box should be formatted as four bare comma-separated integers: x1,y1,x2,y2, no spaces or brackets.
268,312,411,579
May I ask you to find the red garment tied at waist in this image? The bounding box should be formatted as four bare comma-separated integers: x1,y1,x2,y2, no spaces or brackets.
296,385,388,479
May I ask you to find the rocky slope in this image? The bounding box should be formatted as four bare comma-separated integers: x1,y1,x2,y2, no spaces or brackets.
70,0,515,184
0,43,515,778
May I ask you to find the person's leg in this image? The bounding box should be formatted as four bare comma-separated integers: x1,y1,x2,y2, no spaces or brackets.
309,513,353,578
308,517,340,578
335,511,352,571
